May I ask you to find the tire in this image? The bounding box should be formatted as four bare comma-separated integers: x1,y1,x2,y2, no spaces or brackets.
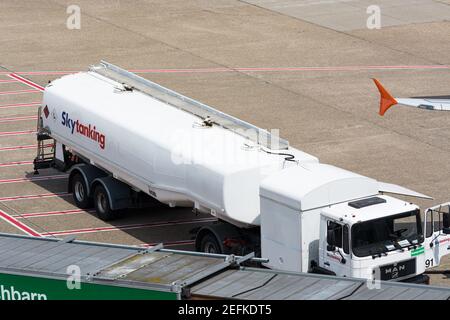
71,173,92,209
93,184,117,221
199,233,222,254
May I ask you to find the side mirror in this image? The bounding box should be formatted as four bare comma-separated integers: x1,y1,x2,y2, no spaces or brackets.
443,227,450,235
327,244,336,252
443,213,450,229
418,234,424,243
327,229,336,245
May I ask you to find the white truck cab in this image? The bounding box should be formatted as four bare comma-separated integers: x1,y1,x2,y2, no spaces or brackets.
319,196,424,281
260,163,450,282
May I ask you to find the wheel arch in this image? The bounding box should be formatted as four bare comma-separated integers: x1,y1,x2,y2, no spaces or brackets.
195,222,242,253
91,176,131,211
91,178,114,211
68,163,107,197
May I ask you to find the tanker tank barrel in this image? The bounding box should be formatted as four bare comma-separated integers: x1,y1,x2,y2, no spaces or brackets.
91,61,289,150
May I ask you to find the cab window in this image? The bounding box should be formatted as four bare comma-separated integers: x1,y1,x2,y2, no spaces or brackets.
433,210,443,232
427,206,450,237
343,225,349,254
327,221,350,254
426,211,433,238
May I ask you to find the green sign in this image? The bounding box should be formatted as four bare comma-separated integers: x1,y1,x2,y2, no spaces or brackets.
0,273,177,300
411,246,425,257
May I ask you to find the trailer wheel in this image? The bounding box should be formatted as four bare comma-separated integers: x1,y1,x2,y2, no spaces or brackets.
93,184,117,221
199,233,222,254
71,173,92,209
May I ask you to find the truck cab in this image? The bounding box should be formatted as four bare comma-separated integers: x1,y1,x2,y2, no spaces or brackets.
259,162,449,283
319,196,426,281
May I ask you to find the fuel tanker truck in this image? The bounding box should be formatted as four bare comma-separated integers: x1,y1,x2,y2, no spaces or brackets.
34,61,450,283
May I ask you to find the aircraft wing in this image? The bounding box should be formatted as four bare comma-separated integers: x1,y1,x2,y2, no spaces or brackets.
373,78,450,115
395,98,450,111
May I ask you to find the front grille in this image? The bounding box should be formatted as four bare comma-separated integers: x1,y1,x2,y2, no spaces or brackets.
379,258,416,281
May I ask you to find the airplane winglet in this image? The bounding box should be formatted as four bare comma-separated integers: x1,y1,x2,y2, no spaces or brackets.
373,78,398,116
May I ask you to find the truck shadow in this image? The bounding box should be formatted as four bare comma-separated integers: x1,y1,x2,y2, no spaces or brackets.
25,170,217,250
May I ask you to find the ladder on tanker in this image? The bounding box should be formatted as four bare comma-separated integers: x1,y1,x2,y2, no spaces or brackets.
33,106,55,174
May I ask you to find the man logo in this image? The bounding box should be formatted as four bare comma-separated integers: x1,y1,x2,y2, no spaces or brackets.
392,266,399,279
384,264,405,279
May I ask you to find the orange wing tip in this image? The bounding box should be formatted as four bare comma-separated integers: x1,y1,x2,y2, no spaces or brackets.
372,78,398,116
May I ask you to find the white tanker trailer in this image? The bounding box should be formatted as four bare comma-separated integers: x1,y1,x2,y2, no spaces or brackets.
34,61,450,283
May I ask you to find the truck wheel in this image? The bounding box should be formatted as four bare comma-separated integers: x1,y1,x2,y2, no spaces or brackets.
93,184,116,221
71,173,92,209
200,234,222,254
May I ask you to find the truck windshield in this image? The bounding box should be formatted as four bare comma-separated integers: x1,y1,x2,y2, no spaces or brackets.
351,209,423,257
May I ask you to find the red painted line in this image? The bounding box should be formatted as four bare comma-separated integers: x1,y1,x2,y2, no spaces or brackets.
234,65,450,72
0,79,18,83
0,89,39,96
0,160,33,167
0,174,67,184
165,240,195,247
0,102,40,110
14,208,94,219
0,143,51,152
7,73,45,91
141,240,196,247
0,65,448,76
131,65,450,73
41,217,216,236
0,129,35,137
0,115,37,123
132,68,231,74
0,209,41,237
0,144,35,152
4,71,75,76
0,192,70,202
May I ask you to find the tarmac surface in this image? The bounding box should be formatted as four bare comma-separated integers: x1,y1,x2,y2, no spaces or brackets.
0,0,449,287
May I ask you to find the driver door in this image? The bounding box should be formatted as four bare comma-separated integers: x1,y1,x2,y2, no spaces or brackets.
323,220,351,277
423,203,450,269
